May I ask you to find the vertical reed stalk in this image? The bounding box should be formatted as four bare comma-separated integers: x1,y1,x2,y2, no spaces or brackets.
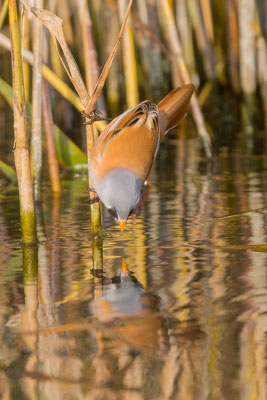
160,0,212,158
200,0,214,44
31,0,43,201
42,80,61,193
237,0,256,98
188,0,215,80
118,0,138,107
136,0,152,97
147,0,166,97
105,6,120,115
8,0,36,243
22,11,30,101
226,0,240,93
175,0,198,84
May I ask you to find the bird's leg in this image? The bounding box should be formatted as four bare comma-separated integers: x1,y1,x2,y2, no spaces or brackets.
88,195,99,204
81,109,112,125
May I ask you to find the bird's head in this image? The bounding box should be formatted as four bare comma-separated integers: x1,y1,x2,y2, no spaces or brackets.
99,168,142,231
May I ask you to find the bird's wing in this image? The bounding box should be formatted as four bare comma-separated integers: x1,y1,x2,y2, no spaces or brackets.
91,101,160,182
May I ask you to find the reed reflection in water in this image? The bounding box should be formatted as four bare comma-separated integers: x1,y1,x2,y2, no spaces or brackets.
0,129,267,400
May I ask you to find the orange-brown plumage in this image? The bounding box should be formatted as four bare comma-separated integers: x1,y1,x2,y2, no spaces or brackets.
89,83,195,229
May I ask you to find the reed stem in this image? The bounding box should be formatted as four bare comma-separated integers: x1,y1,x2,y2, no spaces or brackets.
118,0,138,108
31,0,43,201
22,10,30,101
237,0,256,98
42,80,61,193
8,0,36,243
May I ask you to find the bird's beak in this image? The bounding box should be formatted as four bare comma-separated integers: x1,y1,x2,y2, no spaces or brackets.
119,220,126,231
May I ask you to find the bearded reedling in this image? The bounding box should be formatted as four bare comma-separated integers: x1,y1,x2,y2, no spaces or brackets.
83,84,194,231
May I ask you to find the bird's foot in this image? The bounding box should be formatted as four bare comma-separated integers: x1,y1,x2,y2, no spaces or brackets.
81,109,112,125
88,195,100,204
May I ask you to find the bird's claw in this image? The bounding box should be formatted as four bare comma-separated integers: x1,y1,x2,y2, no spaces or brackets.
81,109,112,125
88,196,99,204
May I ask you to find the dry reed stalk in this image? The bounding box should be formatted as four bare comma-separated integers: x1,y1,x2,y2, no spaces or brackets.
175,0,198,85
0,0,8,29
159,0,212,158
135,0,153,97
31,0,43,201
50,35,65,81
187,0,215,80
8,0,36,243
118,0,138,108
237,0,256,98
42,80,61,193
200,0,214,44
21,9,30,101
77,0,99,97
198,0,217,76
134,0,167,100
226,0,240,93
105,6,120,115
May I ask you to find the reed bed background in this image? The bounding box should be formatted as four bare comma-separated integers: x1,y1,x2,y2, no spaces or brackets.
0,0,266,240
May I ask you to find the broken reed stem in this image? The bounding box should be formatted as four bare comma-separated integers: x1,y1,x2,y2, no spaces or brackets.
160,0,212,158
118,0,138,108
42,80,61,193
31,0,43,201
8,0,36,244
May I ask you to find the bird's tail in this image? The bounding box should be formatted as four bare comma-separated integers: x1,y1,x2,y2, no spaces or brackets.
157,83,195,138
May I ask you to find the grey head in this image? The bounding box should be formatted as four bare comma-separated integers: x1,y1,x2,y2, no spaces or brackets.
93,168,142,225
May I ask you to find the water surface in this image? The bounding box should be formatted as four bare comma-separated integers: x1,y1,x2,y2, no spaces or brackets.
0,108,267,399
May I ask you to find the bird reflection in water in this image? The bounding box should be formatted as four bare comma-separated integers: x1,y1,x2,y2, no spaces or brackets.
91,260,168,355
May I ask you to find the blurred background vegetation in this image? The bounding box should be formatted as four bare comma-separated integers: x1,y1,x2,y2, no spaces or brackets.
0,0,266,173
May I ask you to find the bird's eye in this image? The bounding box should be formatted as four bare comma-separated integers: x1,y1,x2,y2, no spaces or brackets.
108,208,118,219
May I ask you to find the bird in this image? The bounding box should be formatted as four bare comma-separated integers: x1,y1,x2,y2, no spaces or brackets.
84,83,195,231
